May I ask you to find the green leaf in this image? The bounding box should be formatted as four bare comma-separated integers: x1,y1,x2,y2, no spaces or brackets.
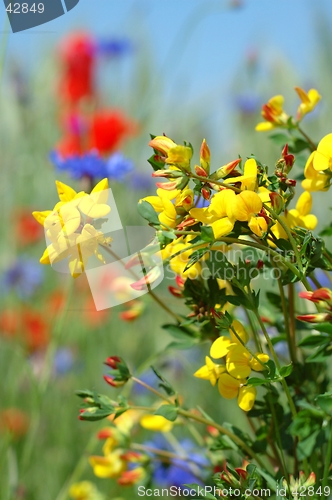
316,392,332,414
269,133,289,147
80,407,114,421
298,335,330,347
148,153,165,171
154,404,178,422
201,226,214,242
289,137,310,154
137,200,160,225
266,291,287,310
151,366,176,396
162,324,194,341
279,363,293,378
166,339,197,350
247,377,271,387
75,389,94,399
314,323,332,335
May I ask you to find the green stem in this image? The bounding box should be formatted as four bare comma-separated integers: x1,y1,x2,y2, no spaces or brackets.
252,302,297,418
296,125,317,152
268,394,290,485
55,435,98,500
101,244,182,323
229,325,266,369
131,376,266,467
287,284,297,364
322,422,332,488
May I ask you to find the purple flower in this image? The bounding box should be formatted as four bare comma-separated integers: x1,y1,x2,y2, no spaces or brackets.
1,258,43,298
145,436,209,488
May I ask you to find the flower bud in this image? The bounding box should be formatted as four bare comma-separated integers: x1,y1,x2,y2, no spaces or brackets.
103,375,126,387
269,192,284,214
149,135,177,156
195,165,208,177
200,139,210,174
104,356,121,369
202,187,211,200
152,169,183,178
311,287,332,305
212,159,241,179
168,285,183,298
297,313,332,323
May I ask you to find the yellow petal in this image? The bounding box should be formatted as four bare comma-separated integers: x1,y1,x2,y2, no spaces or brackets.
55,180,77,202
295,191,312,216
229,320,249,344
209,189,236,218
300,214,318,231
248,216,267,237
141,196,164,212
313,150,330,171
238,386,256,411
156,188,180,200
91,178,109,204
210,336,234,359
68,253,84,278
255,122,275,132
230,191,262,222
78,196,111,218
249,353,269,371
217,373,241,399
226,345,251,379
211,217,234,239
32,210,52,227
140,414,173,433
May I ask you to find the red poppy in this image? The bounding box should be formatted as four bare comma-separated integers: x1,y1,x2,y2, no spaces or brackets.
56,109,138,158
58,32,95,104
0,408,29,438
23,310,49,352
14,210,43,246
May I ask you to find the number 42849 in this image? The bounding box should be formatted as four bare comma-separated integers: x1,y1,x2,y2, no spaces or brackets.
6,3,45,13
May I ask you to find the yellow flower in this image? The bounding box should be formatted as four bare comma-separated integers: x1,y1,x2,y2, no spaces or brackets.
229,191,267,237
237,386,257,412
295,87,321,120
302,152,329,192
142,188,179,229
149,135,177,155
89,449,126,478
166,145,193,171
33,179,112,278
69,481,100,500
287,191,317,231
194,356,225,386
313,133,332,172
249,353,269,371
224,158,258,191
256,95,289,131
168,239,202,279
229,320,249,344
175,188,194,211
140,414,173,433
226,345,251,379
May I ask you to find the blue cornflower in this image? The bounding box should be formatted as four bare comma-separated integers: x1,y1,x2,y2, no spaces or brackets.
106,152,134,181
1,258,43,298
96,38,133,57
50,150,134,182
53,348,75,375
129,171,154,192
145,435,209,488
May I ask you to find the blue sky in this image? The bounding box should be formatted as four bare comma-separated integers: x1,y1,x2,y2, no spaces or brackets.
2,0,332,101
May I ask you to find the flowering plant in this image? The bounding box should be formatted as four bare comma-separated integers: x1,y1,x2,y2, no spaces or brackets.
37,86,332,499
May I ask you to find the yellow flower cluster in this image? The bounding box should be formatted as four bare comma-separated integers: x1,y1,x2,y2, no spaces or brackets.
256,87,321,131
89,411,146,485
194,320,269,411
33,179,112,278
302,134,332,192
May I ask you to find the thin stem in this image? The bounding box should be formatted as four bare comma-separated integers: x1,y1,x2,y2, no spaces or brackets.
229,325,265,369
296,126,317,152
287,284,297,364
55,435,98,500
322,422,332,488
252,303,297,418
264,205,304,274
101,244,182,323
268,394,290,485
244,308,263,352
131,376,266,467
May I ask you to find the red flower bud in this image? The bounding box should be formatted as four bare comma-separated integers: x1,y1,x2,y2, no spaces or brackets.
103,375,126,387
195,165,208,178
269,192,284,214
257,259,264,269
201,187,211,200
311,288,332,304
104,356,121,369
168,286,183,298
297,313,331,323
